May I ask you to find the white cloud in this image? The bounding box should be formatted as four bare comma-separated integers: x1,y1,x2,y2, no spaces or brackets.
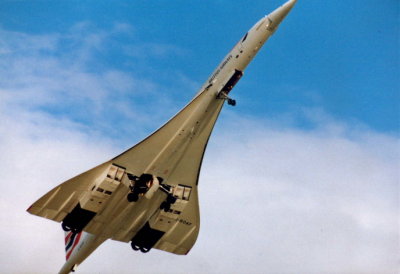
0,25,398,274
1,105,398,274
196,113,399,274
0,24,189,143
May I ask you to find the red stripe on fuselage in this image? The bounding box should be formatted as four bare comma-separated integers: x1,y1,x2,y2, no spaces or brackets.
65,231,73,245
66,232,82,260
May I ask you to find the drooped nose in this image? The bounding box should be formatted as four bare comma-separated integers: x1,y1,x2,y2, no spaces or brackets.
267,0,297,31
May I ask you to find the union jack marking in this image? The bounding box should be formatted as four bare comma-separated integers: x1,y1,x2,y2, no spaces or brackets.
65,231,83,260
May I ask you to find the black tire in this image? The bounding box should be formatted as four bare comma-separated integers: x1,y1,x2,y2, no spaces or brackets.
139,173,153,183
228,98,236,106
140,247,150,253
163,203,171,212
166,195,177,204
160,201,167,210
62,222,71,232
127,192,139,202
131,242,140,251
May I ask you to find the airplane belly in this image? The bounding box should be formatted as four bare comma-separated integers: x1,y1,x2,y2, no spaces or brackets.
27,1,298,270
83,178,168,242
28,86,225,255
111,191,168,242
140,96,224,181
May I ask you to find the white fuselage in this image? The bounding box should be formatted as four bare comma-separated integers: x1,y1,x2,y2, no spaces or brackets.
56,1,297,273
59,232,105,274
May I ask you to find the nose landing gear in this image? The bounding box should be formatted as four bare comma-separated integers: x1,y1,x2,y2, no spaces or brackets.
217,91,236,106
227,98,236,106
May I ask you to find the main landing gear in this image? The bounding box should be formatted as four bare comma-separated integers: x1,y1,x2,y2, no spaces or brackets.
130,222,165,253
160,194,177,212
62,223,80,233
131,242,151,253
126,173,151,202
126,173,163,203
61,203,96,233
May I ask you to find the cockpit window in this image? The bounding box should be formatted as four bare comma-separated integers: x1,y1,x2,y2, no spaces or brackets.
241,33,248,42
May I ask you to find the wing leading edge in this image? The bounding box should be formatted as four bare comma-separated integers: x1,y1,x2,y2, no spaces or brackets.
27,87,225,255
27,0,298,270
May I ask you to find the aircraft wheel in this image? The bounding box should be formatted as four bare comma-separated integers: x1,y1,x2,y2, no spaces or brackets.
131,242,140,251
62,223,71,232
127,192,139,202
140,247,150,253
227,98,236,106
160,202,171,212
166,195,177,204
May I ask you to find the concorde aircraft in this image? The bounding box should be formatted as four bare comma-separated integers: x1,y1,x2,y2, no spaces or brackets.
27,1,297,273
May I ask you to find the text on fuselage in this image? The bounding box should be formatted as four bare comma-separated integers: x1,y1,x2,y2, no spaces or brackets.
209,54,232,83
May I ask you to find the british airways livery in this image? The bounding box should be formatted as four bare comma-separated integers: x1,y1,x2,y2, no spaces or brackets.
27,1,297,273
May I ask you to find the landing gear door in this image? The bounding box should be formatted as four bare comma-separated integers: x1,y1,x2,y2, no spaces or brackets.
219,69,243,97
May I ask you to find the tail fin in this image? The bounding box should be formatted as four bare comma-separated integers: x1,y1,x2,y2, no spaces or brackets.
64,231,83,260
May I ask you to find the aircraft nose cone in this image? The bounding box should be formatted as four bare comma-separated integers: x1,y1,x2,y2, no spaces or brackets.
267,0,297,29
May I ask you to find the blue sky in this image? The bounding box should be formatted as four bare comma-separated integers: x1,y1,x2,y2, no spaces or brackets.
1,0,398,136
0,1,398,273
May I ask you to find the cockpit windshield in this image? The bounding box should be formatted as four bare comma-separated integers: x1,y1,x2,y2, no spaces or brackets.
241,32,248,42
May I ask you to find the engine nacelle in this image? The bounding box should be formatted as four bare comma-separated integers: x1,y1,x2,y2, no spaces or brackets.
80,164,125,212
130,184,193,252
62,164,126,232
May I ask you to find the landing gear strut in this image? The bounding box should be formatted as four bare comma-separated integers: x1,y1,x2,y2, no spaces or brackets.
160,194,177,212
126,173,152,202
217,91,236,106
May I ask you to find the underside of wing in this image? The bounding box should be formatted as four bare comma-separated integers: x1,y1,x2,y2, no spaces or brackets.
28,87,225,255
27,162,112,222
150,99,225,254
112,88,224,187
150,188,200,255
107,92,225,254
